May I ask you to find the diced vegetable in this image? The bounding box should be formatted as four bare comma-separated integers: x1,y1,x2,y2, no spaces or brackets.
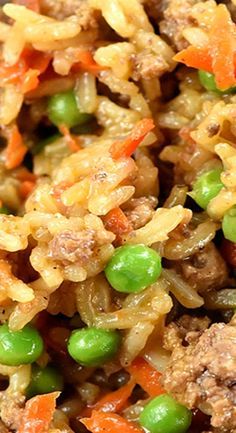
18,392,59,433
103,208,132,240
0,50,51,93
105,245,162,293
110,119,155,159
81,410,144,433
82,380,135,417
210,4,236,90
19,180,36,199
173,47,212,72
5,125,27,170
174,5,236,90
191,169,223,210
71,50,105,75
198,71,221,93
27,364,64,399
0,324,43,366
139,394,192,433
126,357,165,397
222,205,236,242
67,327,121,367
48,90,92,128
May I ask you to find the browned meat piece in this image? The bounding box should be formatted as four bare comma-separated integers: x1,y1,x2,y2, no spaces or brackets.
124,196,157,230
176,242,228,293
163,315,211,351
0,392,24,431
163,321,236,431
159,0,199,50
0,420,9,433
132,52,170,80
48,229,96,265
40,0,98,29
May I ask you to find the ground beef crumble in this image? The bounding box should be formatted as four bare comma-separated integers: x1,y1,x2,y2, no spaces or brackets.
163,319,236,431
176,242,228,293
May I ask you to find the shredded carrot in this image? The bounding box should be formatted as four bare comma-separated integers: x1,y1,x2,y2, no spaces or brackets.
81,411,144,433
103,207,132,240
18,180,36,199
24,50,51,75
12,0,40,12
0,50,51,94
126,357,165,398
173,46,213,72
82,380,135,417
15,167,37,182
5,125,27,170
210,4,236,89
0,59,27,87
59,124,81,152
21,69,39,93
110,119,155,160
174,4,236,89
18,392,59,433
71,51,104,76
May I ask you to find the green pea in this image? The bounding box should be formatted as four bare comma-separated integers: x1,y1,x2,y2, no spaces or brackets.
32,133,61,155
67,327,121,367
139,394,192,433
222,205,236,243
0,206,10,214
48,90,92,128
26,364,63,398
0,324,43,366
105,244,162,293
191,168,223,210
198,70,236,94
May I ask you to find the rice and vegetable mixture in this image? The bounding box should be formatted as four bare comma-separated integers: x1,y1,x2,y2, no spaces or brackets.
0,0,235,432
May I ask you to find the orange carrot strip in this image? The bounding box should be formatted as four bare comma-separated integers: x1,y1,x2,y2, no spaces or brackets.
81,411,143,433
0,51,51,93
5,125,27,170
0,59,27,86
173,46,213,72
126,357,164,398
21,69,39,93
59,124,81,152
71,51,104,76
24,50,51,74
110,119,155,160
21,51,51,93
103,207,132,238
210,4,236,90
18,392,59,433
94,380,135,412
12,0,40,12
15,167,37,182
19,180,36,199
82,380,135,417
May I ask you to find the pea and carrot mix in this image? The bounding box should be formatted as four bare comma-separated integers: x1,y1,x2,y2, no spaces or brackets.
0,0,235,433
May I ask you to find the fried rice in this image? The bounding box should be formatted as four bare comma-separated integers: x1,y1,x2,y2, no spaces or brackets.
0,0,235,432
